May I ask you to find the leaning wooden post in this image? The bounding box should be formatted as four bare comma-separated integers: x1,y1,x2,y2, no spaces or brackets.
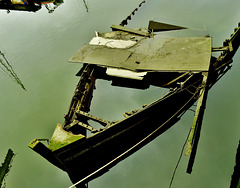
0,149,15,187
185,72,209,174
230,140,240,188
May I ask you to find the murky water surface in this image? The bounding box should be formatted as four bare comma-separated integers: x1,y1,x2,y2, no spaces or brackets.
0,1,240,187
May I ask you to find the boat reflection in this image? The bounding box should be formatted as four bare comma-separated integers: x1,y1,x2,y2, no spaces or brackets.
0,0,64,13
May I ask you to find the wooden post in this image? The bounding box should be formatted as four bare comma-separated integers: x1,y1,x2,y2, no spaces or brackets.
0,149,15,187
230,140,240,188
185,73,209,174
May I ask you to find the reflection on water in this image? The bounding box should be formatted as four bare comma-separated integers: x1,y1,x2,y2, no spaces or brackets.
0,0,239,188
0,0,63,13
0,0,88,13
0,149,15,188
0,0,41,12
119,0,146,27
42,0,64,13
0,50,25,90
82,0,87,12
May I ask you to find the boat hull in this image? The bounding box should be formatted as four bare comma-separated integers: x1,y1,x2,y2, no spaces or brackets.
51,80,200,186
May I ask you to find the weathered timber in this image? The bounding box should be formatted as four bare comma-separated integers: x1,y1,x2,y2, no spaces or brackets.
76,110,111,127
186,73,209,174
0,149,14,187
64,64,96,135
148,20,187,32
111,25,150,37
230,140,240,188
29,21,240,188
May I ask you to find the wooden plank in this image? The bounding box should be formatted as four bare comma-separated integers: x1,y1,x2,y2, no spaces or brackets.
76,110,111,126
230,140,240,188
185,72,209,173
0,149,14,187
111,25,150,37
28,139,66,171
70,36,212,72
78,122,98,133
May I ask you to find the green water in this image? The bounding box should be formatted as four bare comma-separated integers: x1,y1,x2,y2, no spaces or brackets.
0,0,240,187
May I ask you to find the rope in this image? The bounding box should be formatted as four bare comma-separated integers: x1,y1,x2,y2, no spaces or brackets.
119,0,147,26
68,85,201,188
169,128,191,188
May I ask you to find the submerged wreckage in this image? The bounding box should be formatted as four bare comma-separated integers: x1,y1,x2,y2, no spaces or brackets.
29,19,240,187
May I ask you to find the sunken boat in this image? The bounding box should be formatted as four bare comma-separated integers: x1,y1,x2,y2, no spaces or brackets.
29,20,240,188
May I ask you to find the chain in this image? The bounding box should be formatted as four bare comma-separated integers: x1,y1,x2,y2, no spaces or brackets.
119,0,147,26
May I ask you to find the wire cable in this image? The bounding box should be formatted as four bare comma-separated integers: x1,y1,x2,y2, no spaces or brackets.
169,128,191,188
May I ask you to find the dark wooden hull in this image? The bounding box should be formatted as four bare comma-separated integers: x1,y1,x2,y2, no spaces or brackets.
29,21,240,188
38,78,201,186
